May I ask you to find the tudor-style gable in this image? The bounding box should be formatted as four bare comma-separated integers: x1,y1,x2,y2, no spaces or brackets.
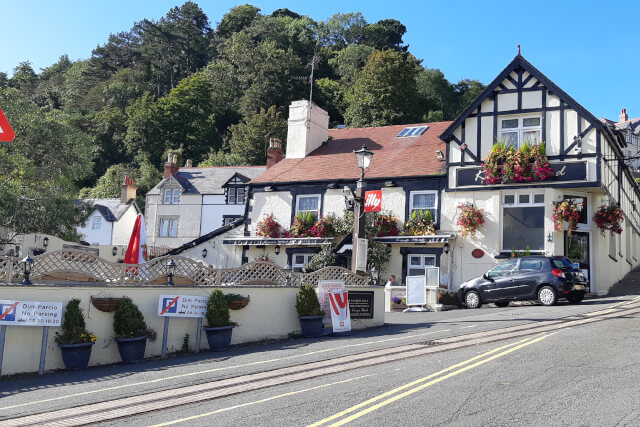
440,54,619,191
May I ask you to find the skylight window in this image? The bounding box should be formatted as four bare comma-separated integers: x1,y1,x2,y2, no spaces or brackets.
397,126,428,138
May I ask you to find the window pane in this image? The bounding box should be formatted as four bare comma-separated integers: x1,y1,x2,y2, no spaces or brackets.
523,117,540,127
160,219,169,237
228,189,236,204
523,130,540,144
164,190,171,204
169,220,178,237
503,206,544,250
488,259,518,277
298,196,319,211
408,268,425,276
172,189,180,204
504,194,515,205
295,255,305,264
501,119,518,129
412,193,436,209
424,256,436,266
237,187,245,203
520,259,543,272
409,256,421,266
534,194,545,204
518,194,530,204
501,131,518,148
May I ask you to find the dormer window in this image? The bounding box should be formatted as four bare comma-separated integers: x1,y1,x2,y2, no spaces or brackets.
225,175,247,204
499,116,541,148
163,189,180,204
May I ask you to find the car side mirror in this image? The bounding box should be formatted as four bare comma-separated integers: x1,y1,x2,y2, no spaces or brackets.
483,273,493,281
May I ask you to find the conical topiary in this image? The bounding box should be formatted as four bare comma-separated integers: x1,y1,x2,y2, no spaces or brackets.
56,299,96,344
206,289,230,327
296,284,324,317
113,297,149,339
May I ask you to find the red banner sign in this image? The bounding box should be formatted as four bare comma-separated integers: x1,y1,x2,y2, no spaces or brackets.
0,108,15,142
364,190,382,212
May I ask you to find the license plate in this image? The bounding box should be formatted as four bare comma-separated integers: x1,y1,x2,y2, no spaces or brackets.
573,285,585,291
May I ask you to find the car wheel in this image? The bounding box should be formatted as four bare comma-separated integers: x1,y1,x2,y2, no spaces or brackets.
567,294,584,304
538,286,557,306
494,301,510,307
465,290,481,309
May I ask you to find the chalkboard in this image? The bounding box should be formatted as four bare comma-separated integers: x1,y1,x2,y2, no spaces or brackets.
348,291,374,319
405,275,427,306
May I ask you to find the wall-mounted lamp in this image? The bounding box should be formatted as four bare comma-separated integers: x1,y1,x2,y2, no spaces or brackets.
443,242,450,254
20,256,34,285
42,237,49,248
327,183,337,189
274,245,281,255
264,186,274,192
166,259,177,286
202,248,208,258
384,181,396,187
547,232,554,243
112,246,118,256
435,150,445,161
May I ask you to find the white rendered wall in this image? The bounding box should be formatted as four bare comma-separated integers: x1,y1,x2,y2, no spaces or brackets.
200,194,245,236
77,210,113,245
112,205,139,245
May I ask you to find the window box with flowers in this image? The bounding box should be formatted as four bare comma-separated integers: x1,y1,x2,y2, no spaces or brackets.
483,142,554,185
403,209,436,236
457,204,485,238
283,212,316,238
372,214,401,237
551,199,582,236
256,214,282,238
593,203,624,236
390,296,407,311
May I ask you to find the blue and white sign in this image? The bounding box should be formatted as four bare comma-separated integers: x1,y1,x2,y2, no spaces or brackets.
0,300,62,327
157,295,208,318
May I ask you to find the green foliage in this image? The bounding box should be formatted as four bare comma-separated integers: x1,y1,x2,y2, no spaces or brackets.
288,212,316,237
229,106,287,165
56,299,97,344
404,210,436,236
224,293,247,303
113,297,155,340
303,245,337,272
206,289,231,327
345,49,421,127
295,284,324,317
200,151,248,167
181,334,190,353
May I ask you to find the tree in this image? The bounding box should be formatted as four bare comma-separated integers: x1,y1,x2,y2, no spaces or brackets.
125,92,165,164
315,77,346,125
0,88,93,243
215,4,261,40
362,19,407,51
318,13,367,49
344,50,421,127
200,151,248,167
228,106,287,165
329,44,374,84
88,107,129,178
416,68,456,119
454,79,485,114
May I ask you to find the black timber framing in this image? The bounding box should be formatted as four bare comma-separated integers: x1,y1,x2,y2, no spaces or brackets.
493,94,498,143
440,54,604,148
541,89,547,142
517,68,522,110
466,105,565,118
560,104,565,153
477,110,481,160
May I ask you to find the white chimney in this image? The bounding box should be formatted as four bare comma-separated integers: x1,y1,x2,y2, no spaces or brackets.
285,100,329,159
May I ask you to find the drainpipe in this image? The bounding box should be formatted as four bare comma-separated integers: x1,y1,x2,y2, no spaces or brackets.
447,238,453,291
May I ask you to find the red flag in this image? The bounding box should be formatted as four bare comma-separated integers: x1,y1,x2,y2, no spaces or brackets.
0,108,15,142
124,214,147,264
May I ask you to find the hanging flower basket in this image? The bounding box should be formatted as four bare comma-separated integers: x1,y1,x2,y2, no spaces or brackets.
457,204,485,238
552,200,582,236
593,203,624,236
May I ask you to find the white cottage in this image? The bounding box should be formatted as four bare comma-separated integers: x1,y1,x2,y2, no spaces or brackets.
439,54,640,294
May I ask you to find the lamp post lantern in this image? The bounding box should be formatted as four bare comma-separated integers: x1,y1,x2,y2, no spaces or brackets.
351,144,373,274
166,259,177,286
20,256,34,285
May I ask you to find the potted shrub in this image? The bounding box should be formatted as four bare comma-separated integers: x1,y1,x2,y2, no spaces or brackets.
204,289,234,351
55,299,97,370
113,297,156,363
296,284,324,338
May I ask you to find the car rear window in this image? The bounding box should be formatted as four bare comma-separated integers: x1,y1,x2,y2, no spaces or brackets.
551,258,575,269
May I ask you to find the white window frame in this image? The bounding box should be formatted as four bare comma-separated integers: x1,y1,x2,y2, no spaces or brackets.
227,187,245,205
163,188,180,205
498,115,542,149
409,190,438,217
295,194,321,220
502,191,545,252
91,216,102,231
407,254,436,277
292,253,314,272
159,217,179,237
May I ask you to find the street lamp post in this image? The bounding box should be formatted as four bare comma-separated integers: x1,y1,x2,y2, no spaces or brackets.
351,144,374,274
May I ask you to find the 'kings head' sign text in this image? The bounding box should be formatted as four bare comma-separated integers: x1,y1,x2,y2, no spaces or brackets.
456,161,587,188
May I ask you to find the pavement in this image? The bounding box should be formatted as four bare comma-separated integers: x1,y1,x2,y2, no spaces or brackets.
606,266,640,296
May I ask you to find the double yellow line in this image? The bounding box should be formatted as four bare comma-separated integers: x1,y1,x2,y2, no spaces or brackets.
309,333,553,426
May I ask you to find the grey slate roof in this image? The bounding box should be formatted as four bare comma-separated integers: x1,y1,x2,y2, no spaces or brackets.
147,166,267,196
80,198,136,222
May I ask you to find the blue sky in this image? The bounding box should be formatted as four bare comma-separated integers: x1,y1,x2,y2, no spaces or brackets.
3,0,639,120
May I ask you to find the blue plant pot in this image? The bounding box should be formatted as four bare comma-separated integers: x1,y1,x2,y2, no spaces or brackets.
116,336,147,363
298,315,324,338
59,342,94,370
204,326,233,351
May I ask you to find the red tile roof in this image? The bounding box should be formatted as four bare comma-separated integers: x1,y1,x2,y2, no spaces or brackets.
251,122,451,184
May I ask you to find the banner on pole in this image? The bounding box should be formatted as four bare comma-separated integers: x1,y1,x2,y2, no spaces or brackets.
329,290,351,333
318,280,345,323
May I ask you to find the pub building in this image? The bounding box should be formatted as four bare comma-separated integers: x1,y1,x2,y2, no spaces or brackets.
439,53,640,294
